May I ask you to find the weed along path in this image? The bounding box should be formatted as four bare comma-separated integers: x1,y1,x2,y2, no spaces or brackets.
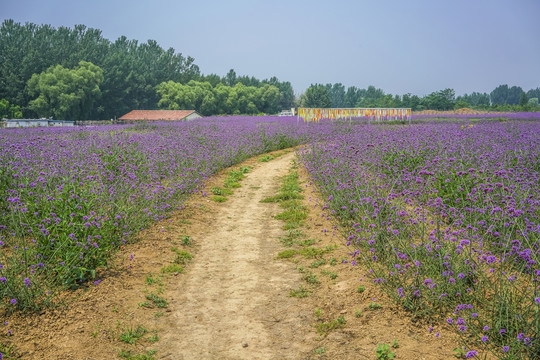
157,151,314,359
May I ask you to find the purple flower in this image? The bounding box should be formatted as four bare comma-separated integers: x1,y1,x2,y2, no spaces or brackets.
481,336,488,342
466,351,477,358
503,346,509,352
10,299,16,305
499,329,506,335
447,318,453,324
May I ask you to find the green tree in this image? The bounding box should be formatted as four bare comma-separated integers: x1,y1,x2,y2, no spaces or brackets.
27,61,103,120
357,85,385,107
328,83,346,108
519,91,528,106
303,84,330,108
263,76,295,110
256,84,280,114
224,69,237,87
0,98,23,118
422,88,455,110
527,87,540,100
490,84,524,105
344,86,360,107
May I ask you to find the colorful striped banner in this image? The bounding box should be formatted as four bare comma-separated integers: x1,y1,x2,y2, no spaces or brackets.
297,108,412,123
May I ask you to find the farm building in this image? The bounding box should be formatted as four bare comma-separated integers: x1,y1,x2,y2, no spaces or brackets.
118,110,202,122
1,119,75,128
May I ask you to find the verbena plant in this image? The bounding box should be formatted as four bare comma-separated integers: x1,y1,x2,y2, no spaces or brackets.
0,116,320,311
299,119,540,359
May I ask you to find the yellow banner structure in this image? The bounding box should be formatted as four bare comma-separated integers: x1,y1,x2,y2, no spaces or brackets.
297,108,412,123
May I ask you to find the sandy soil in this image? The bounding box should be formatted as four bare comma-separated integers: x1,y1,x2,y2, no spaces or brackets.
1,148,467,359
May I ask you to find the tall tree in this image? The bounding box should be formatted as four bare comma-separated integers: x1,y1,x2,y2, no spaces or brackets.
27,61,103,120
303,84,330,108
224,69,237,87
328,83,346,108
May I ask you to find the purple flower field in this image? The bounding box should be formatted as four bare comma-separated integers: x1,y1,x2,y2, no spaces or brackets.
0,116,316,310
299,119,540,359
412,112,540,120
1,114,538,358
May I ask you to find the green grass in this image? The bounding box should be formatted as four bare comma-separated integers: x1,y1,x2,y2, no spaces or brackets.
261,172,304,204
212,195,227,202
320,270,338,280
376,343,396,360
258,154,275,162
277,249,297,259
224,168,250,189
171,248,192,264
180,235,192,246
145,273,163,286
211,187,233,196
302,271,320,285
289,286,312,298
309,259,326,268
299,245,337,258
161,263,183,274
298,238,315,247
145,293,168,308
120,325,148,344
316,316,346,336
118,349,157,360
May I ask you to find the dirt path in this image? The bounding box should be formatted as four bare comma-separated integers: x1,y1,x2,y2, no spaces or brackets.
157,152,314,359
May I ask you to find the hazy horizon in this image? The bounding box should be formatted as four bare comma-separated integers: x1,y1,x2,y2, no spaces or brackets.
2,0,539,96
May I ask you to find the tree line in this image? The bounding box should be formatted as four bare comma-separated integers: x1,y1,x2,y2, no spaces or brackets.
1,19,538,120
0,20,294,120
299,84,540,111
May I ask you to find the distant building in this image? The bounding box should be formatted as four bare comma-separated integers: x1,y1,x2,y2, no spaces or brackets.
278,108,296,116
1,119,74,128
118,110,202,122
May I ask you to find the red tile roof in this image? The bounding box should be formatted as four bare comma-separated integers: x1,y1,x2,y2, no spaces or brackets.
118,110,199,121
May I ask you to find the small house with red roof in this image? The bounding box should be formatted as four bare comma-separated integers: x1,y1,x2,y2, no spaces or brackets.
118,110,202,122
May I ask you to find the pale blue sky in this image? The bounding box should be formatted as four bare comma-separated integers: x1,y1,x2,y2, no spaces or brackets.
2,0,539,96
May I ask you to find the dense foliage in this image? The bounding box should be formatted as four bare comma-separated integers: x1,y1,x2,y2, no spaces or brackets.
156,80,281,115
0,99,22,119
299,119,540,359
0,20,294,119
301,83,540,112
27,61,103,120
